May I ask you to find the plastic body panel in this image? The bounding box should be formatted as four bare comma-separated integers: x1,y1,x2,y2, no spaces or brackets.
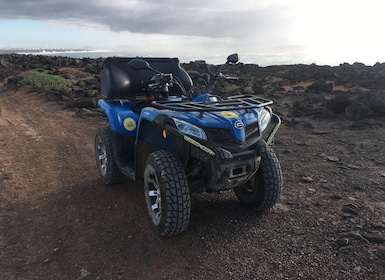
98,99,139,136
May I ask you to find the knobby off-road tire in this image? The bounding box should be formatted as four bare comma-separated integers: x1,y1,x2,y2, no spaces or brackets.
234,145,282,211
144,150,191,236
94,126,128,185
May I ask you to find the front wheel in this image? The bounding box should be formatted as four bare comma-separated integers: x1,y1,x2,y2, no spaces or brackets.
144,150,191,236
234,145,282,211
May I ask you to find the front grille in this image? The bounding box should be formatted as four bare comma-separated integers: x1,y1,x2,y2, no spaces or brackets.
205,127,239,145
245,122,259,138
205,121,260,147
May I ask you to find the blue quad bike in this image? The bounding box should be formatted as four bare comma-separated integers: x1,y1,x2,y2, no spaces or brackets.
95,54,283,236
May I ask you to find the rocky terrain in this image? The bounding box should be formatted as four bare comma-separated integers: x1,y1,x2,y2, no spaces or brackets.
0,54,384,279
1,53,385,120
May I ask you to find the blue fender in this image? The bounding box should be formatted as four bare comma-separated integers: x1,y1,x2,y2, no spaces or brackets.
135,106,175,150
98,99,139,136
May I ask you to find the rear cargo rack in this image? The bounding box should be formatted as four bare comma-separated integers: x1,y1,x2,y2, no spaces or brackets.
152,94,273,112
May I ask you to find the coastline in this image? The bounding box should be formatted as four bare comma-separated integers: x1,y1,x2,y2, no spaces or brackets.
2,47,384,67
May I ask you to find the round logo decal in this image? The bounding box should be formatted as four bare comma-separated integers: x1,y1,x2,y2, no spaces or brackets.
220,111,239,119
234,120,244,129
123,118,137,131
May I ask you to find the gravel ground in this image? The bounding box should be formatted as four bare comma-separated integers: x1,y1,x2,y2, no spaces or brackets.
1,88,384,280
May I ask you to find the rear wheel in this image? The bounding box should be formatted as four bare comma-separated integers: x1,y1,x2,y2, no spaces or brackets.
234,145,282,211
144,150,191,236
95,126,127,184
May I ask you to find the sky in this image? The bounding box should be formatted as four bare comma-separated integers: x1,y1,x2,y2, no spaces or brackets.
1,0,385,65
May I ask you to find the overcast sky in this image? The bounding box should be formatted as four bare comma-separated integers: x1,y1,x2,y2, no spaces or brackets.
1,0,384,64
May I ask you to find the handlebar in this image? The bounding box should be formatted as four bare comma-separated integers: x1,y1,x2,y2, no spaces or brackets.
142,73,173,87
139,56,239,100
142,73,174,100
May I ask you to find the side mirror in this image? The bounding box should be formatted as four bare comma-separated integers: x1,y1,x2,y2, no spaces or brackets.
226,53,239,64
127,59,150,70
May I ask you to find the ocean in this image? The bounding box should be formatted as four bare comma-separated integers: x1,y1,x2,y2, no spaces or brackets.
14,45,385,67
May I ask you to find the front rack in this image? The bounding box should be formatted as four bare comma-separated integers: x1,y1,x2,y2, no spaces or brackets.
151,94,273,112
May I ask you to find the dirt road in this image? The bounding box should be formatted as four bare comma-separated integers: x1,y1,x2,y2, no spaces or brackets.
1,88,385,279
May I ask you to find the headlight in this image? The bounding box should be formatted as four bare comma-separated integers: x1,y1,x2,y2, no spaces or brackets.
173,119,207,140
259,109,272,132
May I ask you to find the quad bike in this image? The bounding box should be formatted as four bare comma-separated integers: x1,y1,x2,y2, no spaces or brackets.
95,54,282,236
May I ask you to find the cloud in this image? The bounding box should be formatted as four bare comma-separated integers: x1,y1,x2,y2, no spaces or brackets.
0,0,295,42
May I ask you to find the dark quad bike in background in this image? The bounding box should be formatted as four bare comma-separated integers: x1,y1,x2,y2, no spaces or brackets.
95,54,283,236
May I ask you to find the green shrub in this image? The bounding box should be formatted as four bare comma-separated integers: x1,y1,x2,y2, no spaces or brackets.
243,86,254,94
18,71,72,89
223,84,240,93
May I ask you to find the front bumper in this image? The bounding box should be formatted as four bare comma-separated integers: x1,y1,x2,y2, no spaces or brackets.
209,154,261,191
159,112,281,191
192,113,280,191
206,139,274,191
266,113,281,145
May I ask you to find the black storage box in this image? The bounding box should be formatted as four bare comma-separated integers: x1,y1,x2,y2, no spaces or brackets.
101,57,193,99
